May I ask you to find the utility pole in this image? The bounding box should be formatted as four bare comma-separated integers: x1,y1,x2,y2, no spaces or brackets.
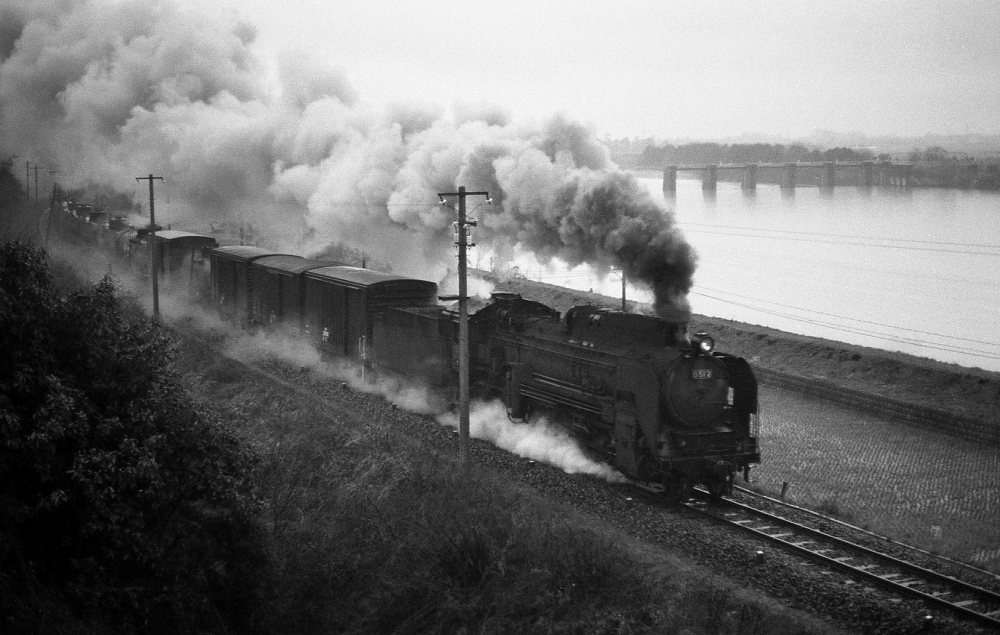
438,186,490,470
135,174,164,319
47,171,58,207
44,171,58,246
31,164,44,208
621,271,627,312
613,269,627,312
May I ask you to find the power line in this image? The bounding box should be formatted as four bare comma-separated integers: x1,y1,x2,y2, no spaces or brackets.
697,285,993,348
678,225,1000,256
703,251,995,290
308,199,451,209
692,288,1000,361
678,221,1000,251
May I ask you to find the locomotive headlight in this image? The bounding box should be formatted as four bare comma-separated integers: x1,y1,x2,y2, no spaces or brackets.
694,332,715,354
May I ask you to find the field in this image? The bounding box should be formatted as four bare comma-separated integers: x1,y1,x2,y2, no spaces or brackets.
752,389,1000,572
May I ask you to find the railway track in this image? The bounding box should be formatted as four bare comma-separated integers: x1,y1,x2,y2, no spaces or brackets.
683,487,1000,629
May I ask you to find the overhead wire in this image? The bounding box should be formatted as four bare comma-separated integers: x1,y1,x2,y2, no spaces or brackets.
696,285,993,348
692,288,1000,361
677,221,1000,251
702,250,995,289
677,223,1000,256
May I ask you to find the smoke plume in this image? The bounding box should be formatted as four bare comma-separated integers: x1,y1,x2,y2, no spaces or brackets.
437,401,625,482
0,0,696,315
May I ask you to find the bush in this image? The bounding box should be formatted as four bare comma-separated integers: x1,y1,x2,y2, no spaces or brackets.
0,241,266,633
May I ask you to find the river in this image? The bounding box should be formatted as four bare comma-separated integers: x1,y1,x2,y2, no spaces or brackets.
515,173,1000,373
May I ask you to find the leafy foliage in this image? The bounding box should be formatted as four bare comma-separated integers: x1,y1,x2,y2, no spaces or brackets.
0,241,266,633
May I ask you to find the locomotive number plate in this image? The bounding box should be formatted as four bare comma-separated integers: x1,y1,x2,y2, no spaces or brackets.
691,369,713,380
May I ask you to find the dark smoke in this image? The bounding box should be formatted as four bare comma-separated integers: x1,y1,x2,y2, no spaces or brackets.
0,0,696,317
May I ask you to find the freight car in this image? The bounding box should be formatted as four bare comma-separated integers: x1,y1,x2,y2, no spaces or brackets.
207,246,439,360
128,229,218,292
302,266,439,361
54,201,217,295
208,246,295,325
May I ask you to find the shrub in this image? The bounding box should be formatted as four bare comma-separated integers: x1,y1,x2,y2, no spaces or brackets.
0,241,266,633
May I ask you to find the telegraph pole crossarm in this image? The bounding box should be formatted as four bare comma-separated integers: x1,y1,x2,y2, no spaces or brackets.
135,174,164,320
438,186,490,470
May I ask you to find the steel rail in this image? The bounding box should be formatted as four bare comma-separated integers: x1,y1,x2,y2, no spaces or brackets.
683,493,1000,628
732,484,1000,583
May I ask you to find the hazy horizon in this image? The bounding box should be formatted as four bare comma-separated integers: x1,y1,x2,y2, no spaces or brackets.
214,0,1000,140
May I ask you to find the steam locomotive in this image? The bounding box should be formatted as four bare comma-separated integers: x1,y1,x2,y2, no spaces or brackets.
56,203,761,500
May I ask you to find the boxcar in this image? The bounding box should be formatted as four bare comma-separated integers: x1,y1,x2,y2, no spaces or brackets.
249,255,333,332
147,230,218,288
373,306,454,386
209,246,289,324
303,266,438,362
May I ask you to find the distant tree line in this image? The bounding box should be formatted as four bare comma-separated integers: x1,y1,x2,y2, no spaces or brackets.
640,142,876,166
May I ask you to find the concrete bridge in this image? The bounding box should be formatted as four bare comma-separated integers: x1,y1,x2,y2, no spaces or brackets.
662,161,914,192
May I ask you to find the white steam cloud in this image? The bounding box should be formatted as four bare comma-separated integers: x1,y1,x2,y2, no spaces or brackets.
1,0,696,315
437,400,625,482
202,320,621,480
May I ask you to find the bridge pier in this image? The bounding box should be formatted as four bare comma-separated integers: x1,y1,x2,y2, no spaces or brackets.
662,166,677,193
821,162,836,188
702,164,717,191
897,164,913,186
742,163,757,190
859,161,874,187
782,163,797,189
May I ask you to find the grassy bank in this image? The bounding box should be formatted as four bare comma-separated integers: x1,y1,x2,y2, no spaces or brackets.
172,334,840,635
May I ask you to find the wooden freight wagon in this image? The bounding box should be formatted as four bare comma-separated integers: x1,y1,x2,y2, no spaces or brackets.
208,246,288,324
147,230,218,278
249,255,332,332
303,266,438,362
373,306,454,386
126,230,219,297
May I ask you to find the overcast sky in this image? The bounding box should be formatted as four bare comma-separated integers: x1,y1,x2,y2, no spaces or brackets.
203,0,1000,140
